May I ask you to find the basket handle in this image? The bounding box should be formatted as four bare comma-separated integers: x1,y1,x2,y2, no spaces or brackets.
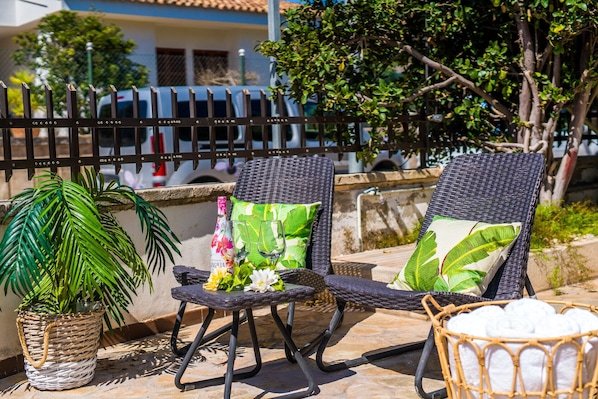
16,315,57,369
421,294,456,327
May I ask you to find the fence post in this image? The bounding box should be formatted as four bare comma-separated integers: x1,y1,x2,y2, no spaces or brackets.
67,84,81,178
0,81,12,183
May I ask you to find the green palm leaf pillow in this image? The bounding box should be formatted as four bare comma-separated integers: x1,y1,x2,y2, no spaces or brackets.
388,216,522,296
229,196,321,269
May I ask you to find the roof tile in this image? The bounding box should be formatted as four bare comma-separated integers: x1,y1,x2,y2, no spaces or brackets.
123,0,296,14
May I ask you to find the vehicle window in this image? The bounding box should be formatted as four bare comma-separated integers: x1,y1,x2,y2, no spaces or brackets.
177,100,234,141
302,101,342,142
302,101,321,141
249,99,292,142
98,101,148,147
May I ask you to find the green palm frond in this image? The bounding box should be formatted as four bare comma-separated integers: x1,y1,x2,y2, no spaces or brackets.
82,169,181,274
0,192,54,298
403,230,438,291
0,170,181,330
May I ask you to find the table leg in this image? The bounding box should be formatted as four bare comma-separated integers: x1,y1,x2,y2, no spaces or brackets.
175,307,215,391
284,302,296,362
171,301,248,357
270,305,318,398
223,311,239,399
174,308,261,394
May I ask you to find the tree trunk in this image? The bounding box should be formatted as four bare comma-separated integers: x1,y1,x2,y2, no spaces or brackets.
547,89,590,203
549,147,577,203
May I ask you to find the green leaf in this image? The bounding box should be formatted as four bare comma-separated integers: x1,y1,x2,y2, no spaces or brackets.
230,197,320,269
403,230,439,291
441,224,520,279
433,276,449,292
445,270,484,292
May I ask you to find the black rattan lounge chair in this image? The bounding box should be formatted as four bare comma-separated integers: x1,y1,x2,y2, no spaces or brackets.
316,152,546,399
171,156,335,358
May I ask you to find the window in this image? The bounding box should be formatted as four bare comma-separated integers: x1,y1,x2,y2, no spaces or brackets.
193,50,228,84
249,100,293,142
177,100,232,141
157,48,186,86
98,101,148,147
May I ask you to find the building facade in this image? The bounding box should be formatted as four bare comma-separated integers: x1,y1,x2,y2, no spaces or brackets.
0,0,294,87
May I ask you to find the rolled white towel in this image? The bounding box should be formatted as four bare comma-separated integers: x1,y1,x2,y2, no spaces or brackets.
485,315,536,339
564,307,598,333
470,304,505,321
504,297,556,324
444,306,526,399
446,313,488,398
534,314,581,398
534,313,580,338
447,312,488,336
485,316,540,399
563,308,598,387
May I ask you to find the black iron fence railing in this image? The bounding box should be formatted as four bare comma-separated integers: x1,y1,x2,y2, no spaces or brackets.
0,82,457,183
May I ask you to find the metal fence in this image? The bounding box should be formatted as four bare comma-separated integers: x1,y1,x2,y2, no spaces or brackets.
0,82,464,187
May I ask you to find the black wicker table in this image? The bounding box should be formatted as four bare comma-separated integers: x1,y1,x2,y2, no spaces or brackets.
170,283,317,399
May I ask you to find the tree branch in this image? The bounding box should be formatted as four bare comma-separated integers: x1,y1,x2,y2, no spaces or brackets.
380,38,514,120
482,140,547,153
355,75,460,107
398,76,459,103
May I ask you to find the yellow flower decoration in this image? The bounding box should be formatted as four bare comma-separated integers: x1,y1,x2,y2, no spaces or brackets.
203,266,230,291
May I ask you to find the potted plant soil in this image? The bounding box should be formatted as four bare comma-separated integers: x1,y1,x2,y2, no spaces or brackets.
0,170,180,390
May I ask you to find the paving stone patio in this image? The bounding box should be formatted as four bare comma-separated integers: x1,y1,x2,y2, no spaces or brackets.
2,278,598,398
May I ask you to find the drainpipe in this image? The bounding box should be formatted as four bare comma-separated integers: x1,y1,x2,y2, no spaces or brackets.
356,187,382,252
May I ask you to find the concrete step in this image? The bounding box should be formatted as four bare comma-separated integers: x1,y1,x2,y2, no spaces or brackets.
332,243,415,283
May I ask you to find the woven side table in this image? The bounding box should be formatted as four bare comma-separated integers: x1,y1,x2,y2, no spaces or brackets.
170,283,317,399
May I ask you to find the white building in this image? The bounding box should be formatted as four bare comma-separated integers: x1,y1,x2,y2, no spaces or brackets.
0,0,295,86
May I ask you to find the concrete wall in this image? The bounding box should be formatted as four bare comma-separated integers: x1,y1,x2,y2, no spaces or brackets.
527,238,598,293
0,168,441,366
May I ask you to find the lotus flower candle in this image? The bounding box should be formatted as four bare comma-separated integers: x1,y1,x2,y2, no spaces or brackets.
244,269,280,293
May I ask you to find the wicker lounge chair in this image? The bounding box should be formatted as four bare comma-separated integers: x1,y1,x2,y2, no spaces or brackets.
316,152,546,399
171,156,335,358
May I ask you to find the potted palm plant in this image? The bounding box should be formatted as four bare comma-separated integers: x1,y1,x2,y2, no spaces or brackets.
0,170,180,390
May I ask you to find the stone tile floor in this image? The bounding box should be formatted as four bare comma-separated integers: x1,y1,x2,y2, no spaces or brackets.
2,280,598,399
0,302,443,399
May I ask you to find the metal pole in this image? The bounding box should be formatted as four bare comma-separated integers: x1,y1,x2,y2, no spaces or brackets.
238,48,246,85
268,0,282,149
86,41,93,86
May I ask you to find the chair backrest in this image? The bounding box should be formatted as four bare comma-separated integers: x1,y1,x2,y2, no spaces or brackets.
232,156,335,277
419,153,545,300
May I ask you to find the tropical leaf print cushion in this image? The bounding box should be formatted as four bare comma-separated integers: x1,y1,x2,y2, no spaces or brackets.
388,216,522,296
230,196,321,269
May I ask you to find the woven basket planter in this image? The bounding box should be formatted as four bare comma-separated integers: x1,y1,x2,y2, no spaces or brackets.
16,309,104,391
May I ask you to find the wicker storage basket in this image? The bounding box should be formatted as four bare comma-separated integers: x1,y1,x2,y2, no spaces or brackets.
16,309,104,391
422,295,598,399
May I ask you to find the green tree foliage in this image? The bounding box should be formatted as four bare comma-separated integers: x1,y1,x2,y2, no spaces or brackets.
257,0,598,202
12,10,148,115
